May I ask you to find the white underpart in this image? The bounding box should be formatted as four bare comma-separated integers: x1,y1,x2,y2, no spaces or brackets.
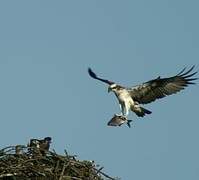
114,88,135,116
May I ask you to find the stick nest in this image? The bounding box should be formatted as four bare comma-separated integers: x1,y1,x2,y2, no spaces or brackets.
0,145,118,180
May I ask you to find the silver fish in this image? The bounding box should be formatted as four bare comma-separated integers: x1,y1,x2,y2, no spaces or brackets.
107,114,132,128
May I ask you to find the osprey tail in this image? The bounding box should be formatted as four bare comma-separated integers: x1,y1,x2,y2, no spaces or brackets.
131,106,152,117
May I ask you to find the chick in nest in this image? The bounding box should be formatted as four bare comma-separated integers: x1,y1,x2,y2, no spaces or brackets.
28,137,52,155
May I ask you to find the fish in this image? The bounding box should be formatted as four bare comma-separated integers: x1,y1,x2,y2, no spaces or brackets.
107,114,133,128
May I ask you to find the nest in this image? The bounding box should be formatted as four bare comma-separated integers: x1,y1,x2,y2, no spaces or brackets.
0,145,118,180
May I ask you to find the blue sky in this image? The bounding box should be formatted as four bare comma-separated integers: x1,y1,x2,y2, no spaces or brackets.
0,1,198,179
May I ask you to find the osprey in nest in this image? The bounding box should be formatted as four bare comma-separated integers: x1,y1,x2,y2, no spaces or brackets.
88,66,197,118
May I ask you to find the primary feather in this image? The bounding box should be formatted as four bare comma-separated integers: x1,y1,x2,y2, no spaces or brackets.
88,68,114,85
128,66,198,104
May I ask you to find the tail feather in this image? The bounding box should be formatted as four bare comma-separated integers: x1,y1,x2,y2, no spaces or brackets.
133,107,152,117
141,107,152,115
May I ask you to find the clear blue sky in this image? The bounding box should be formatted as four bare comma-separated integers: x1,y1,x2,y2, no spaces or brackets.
0,1,198,179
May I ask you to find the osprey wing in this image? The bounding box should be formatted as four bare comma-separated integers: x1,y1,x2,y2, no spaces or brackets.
88,67,114,85
128,66,198,104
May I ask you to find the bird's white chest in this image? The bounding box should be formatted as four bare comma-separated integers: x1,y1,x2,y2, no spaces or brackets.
115,89,132,103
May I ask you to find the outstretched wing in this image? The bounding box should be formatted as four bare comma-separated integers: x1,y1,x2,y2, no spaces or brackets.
128,66,198,104
88,67,115,85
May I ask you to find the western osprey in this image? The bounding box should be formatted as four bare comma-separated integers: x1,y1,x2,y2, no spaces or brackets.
28,137,52,156
88,66,198,117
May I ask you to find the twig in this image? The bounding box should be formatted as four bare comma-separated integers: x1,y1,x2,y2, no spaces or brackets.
93,167,117,180
59,162,70,180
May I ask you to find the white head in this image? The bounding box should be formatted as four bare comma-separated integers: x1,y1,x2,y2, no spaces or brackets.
108,83,118,93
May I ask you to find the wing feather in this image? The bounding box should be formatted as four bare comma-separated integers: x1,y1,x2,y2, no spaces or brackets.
128,66,198,104
88,68,114,85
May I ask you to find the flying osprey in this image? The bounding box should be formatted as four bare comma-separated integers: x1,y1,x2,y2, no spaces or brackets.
88,66,198,117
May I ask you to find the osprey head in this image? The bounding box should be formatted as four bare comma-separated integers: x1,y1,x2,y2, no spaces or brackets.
44,137,52,143
108,83,118,93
